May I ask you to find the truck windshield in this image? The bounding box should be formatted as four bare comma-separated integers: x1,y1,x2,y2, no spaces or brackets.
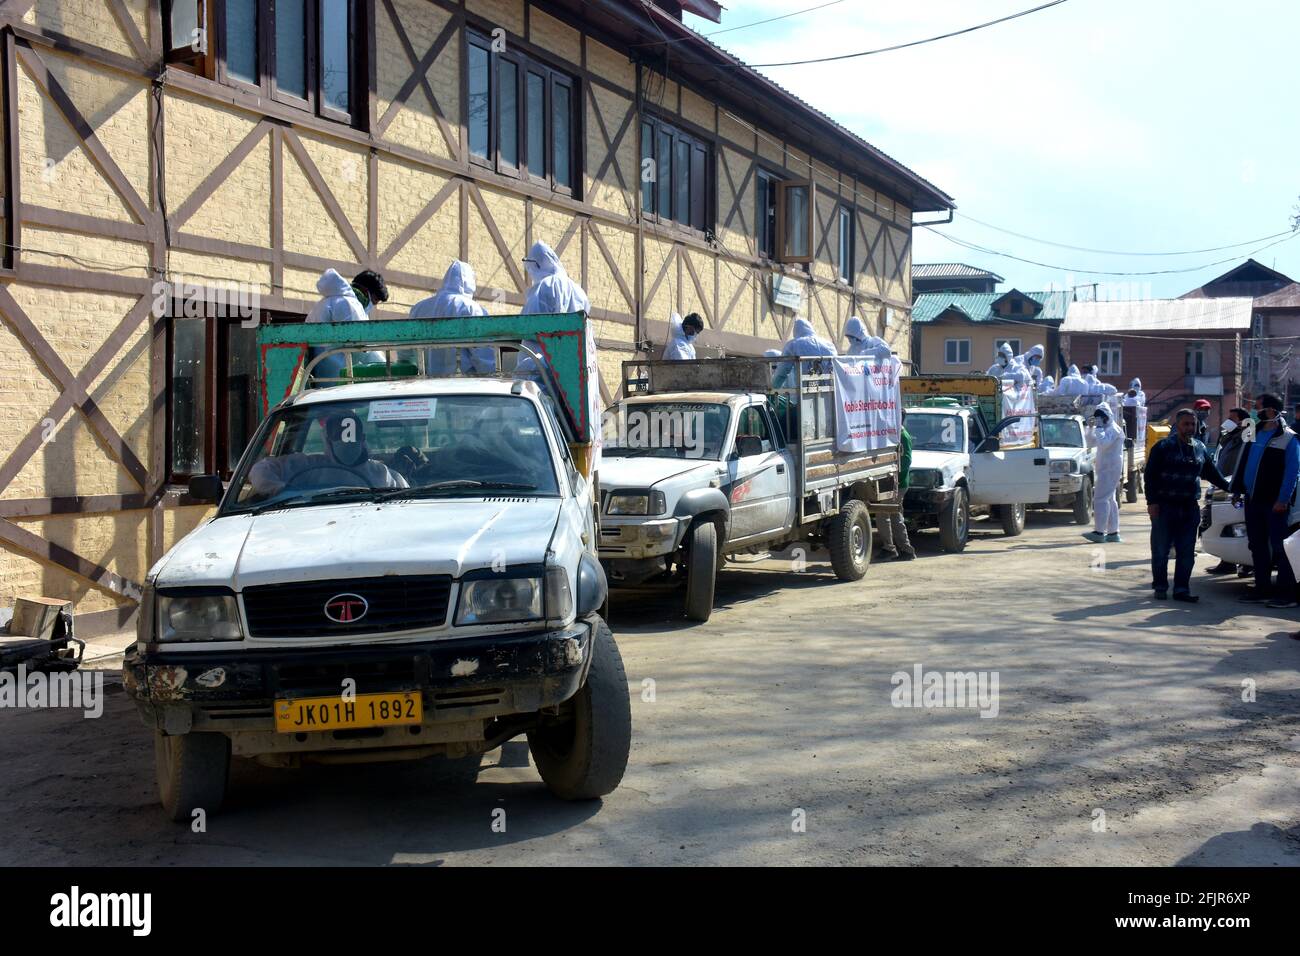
1041,418,1085,448
602,402,731,460
224,394,560,514
908,413,965,452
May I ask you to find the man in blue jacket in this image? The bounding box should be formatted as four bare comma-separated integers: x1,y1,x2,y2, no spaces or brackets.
1145,408,1231,601
1232,393,1300,608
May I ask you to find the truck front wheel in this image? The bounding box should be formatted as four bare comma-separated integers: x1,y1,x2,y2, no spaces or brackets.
939,487,969,553
683,520,717,622
998,502,1027,537
528,619,631,800
828,499,872,581
154,731,230,823
1073,476,1093,525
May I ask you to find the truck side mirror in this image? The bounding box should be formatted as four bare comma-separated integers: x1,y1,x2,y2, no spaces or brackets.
733,435,763,458
976,436,1001,453
187,474,224,503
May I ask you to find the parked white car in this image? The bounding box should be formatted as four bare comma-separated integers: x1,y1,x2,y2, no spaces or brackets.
1039,414,1096,525
124,377,630,820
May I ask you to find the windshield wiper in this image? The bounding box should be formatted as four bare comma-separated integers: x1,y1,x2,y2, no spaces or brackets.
242,487,379,515
376,480,539,501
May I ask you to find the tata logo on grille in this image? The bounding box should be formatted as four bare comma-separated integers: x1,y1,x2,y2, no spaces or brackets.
324,593,368,623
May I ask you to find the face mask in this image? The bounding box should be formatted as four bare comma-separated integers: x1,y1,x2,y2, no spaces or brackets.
1221,420,1238,435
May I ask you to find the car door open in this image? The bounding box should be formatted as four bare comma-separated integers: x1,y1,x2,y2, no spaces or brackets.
969,417,1051,505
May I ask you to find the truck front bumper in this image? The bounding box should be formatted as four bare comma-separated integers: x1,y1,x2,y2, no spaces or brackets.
597,516,683,559
904,487,952,517
122,621,594,753
1050,474,1084,495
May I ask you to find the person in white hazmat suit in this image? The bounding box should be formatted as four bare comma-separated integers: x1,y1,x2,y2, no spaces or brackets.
514,240,590,381
410,260,496,376
305,268,387,381
1017,344,1046,388
1053,364,1087,397
987,342,1031,387
773,317,837,388
1039,374,1056,394
1123,378,1146,407
662,312,704,360
1082,404,1126,543
843,316,891,359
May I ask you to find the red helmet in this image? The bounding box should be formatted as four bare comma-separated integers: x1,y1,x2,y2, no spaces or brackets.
1193,399,1212,410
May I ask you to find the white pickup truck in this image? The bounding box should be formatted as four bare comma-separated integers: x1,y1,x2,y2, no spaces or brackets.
124,373,631,820
1038,413,1096,524
597,358,901,622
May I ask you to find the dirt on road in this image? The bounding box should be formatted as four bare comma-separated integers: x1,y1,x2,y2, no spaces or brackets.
2,502,1299,866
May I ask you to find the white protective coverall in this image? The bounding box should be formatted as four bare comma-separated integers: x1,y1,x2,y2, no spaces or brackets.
410,261,496,375
844,316,891,359
1054,365,1088,397
1017,344,1046,388
661,313,697,360
1040,375,1056,394
517,240,590,380
1088,405,1126,535
1123,378,1147,407
774,317,837,387
987,343,1031,387
305,269,383,379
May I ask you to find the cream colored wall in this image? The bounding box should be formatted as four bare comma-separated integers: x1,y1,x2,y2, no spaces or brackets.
917,321,1032,375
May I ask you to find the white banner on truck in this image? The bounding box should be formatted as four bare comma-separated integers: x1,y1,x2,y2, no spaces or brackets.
832,355,902,452
1000,379,1038,449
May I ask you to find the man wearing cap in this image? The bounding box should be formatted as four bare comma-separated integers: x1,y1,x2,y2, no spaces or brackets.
1231,393,1300,608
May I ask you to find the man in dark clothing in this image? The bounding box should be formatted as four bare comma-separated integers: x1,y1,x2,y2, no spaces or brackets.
1145,408,1231,601
1231,393,1300,608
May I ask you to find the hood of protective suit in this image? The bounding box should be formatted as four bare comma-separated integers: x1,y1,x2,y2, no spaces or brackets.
1130,378,1142,390
1093,405,1112,424
440,260,477,297
844,316,868,342
793,318,816,338
524,241,563,283
997,343,1014,361
151,498,563,592
1068,365,1080,377
1042,376,1055,389
1024,344,1044,363
317,268,355,298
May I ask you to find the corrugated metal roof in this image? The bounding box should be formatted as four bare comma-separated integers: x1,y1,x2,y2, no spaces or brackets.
912,263,1004,281
1062,298,1254,333
912,290,1073,324
1253,283,1300,309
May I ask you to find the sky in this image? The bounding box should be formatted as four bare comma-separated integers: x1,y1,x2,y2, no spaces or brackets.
683,0,1300,298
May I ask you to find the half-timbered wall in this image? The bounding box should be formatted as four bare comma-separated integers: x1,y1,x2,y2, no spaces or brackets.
0,0,918,632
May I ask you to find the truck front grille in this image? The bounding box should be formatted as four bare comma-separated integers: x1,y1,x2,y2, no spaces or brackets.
242,575,453,638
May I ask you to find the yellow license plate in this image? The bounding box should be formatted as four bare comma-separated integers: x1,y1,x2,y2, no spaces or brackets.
274,691,423,733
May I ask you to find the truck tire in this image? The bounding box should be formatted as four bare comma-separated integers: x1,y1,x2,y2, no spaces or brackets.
828,499,872,581
939,486,969,553
998,502,1027,537
1073,477,1093,525
683,521,717,622
528,619,631,800
154,731,230,823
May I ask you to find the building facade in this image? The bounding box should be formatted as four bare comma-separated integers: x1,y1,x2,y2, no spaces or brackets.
911,289,1070,375
0,0,951,631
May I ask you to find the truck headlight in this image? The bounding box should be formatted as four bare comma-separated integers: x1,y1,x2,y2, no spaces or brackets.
910,469,939,490
544,566,574,625
1050,460,1076,475
156,591,243,642
607,490,667,515
456,576,544,625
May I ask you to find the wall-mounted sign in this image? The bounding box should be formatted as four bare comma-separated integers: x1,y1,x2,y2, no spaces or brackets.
771,274,804,311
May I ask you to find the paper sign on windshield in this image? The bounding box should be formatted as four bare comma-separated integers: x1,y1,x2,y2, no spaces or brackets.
367,398,436,422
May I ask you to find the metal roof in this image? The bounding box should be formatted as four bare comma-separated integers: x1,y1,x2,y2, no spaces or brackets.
912,263,1004,281
1255,283,1300,309
912,290,1073,325
1061,298,1254,333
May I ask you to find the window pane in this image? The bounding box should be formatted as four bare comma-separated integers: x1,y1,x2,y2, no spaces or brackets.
838,209,851,279
784,185,809,258
656,129,671,218
172,319,206,475
468,43,490,160
226,323,259,471
226,0,258,84
691,145,706,230
552,81,571,187
674,139,690,224
276,0,307,99
527,72,546,175
169,0,200,55
320,0,352,114
640,122,654,213
498,59,518,167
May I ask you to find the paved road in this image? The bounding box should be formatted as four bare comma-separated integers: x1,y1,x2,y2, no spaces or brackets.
3,502,1299,865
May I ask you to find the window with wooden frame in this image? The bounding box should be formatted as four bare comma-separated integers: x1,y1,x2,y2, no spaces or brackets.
1098,340,1121,376
639,116,709,232
755,168,815,264
467,30,576,194
836,205,855,282
165,1,361,126
169,310,294,481
945,338,971,365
